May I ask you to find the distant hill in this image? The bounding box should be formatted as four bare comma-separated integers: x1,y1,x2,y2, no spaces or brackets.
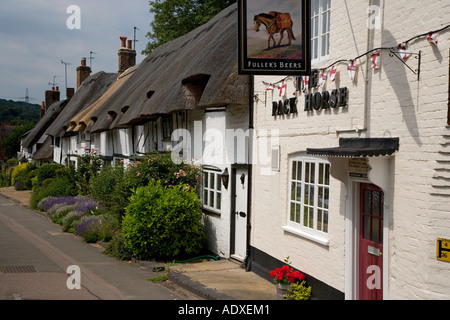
0,99,41,124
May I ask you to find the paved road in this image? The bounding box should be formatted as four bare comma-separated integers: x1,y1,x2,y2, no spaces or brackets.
0,195,197,300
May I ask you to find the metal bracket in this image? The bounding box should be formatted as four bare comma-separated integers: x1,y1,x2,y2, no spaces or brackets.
389,49,422,81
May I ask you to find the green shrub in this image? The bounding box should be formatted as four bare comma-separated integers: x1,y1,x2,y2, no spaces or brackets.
103,233,133,261
0,167,11,187
89,163,125,217
285,281,312,300
36,164,65,186
30,176,78,210
13,163,38,190
122,180,206,260
11,163,28,185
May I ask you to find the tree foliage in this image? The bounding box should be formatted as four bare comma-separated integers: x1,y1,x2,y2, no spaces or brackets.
142,0,236,55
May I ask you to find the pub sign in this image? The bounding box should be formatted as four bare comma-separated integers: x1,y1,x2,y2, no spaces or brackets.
238,0,311,75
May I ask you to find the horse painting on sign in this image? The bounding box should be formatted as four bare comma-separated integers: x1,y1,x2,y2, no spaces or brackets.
253,12,296,50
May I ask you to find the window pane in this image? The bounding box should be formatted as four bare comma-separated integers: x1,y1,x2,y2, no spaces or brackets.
297,162,302,181
318,209,322,231
217,174,221,191
210,190,214,208
210,172,215,189
204,190,208,205
204,172,208,188
295,204,300,223
324,164,330,185
292,161,297,181
296,183,302,202
372,218,380,243
310,162,315,184
291,182,296,200
217,192,221,210
323,210,328,233
290,203,295,222
319,163,324,184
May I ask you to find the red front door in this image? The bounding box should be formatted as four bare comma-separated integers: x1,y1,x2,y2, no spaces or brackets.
359,183,384,300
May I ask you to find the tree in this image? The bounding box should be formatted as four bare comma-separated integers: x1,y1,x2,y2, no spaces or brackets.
142,0,236,55
1,122,35,160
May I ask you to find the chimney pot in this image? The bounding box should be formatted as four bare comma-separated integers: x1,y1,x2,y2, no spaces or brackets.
120,36,127,48
56,86,59,91
81,58,87,67
127,40,133,49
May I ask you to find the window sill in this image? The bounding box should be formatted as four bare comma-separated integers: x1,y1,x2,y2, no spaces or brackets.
282,225,329,246
201,207,222,217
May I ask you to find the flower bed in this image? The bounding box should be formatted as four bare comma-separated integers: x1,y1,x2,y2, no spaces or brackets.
38,196,119,243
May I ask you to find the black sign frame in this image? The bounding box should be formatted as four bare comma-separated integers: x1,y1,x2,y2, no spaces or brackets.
238,0,311,76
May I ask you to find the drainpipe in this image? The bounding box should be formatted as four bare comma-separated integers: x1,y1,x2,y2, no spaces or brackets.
244,75,254,271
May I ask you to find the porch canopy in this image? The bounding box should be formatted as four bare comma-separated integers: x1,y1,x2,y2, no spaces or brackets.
307,138,399,158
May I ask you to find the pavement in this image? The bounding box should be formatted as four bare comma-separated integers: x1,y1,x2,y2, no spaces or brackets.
0,190,278,301
135,258,278,300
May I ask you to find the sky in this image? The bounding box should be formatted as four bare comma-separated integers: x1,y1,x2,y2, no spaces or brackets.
0,0,153,103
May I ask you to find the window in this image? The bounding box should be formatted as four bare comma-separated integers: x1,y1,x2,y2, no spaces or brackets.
161,115,173,140
311,0,330,64
287,156,330,241
202,168,222,213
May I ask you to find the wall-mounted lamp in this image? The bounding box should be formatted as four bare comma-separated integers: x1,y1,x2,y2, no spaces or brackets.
221,168,229,189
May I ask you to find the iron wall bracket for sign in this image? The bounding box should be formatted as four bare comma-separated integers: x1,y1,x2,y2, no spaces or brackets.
388,49,422,81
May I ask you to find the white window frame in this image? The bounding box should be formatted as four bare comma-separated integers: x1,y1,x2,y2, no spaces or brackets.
202,166,222,214
311,0,331,65
283,155,330,245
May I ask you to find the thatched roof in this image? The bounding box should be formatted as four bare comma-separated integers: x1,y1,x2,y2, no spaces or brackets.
32,136,53,161
22,99,68,148
68,65,137,133
88,3,249,133
45,71,117,138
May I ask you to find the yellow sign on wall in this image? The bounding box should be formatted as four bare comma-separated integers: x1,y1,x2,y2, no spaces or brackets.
437,238,450,262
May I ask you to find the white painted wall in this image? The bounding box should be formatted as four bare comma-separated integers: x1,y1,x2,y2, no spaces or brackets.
251,0,450,299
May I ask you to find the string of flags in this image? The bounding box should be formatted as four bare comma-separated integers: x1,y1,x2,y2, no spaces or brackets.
262,24,448,96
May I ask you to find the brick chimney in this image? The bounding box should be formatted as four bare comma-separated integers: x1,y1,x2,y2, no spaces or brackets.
66,88,75,100
76,57,91,89
40,101,46,119
118,36,136,75
45,86,60,110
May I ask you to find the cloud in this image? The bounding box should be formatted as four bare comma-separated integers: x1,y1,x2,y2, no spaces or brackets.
0,0,152,102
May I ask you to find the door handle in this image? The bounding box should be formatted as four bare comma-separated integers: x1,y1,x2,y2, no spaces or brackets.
235,211,246,218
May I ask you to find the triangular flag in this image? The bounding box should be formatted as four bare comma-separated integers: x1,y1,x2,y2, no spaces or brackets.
397,42,411,60
264,82,274,91
302,76,309,93
293,77,300,95
347,59,357,81
329,66,337,82
427,32,438,46
278,80,287,97
318,70,327,88
370,51,381,69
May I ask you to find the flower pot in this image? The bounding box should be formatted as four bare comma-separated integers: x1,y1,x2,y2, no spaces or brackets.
276,283,291,300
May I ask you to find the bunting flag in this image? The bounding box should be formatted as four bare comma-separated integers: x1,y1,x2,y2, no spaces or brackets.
293,77,300,95
347,59,357,81
397,42,411,60
370,51,381,69
302,76,309,93
264,82,274,91
278,80,287,97
329,66,337,82
318,70,327,88
427,32,438,46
